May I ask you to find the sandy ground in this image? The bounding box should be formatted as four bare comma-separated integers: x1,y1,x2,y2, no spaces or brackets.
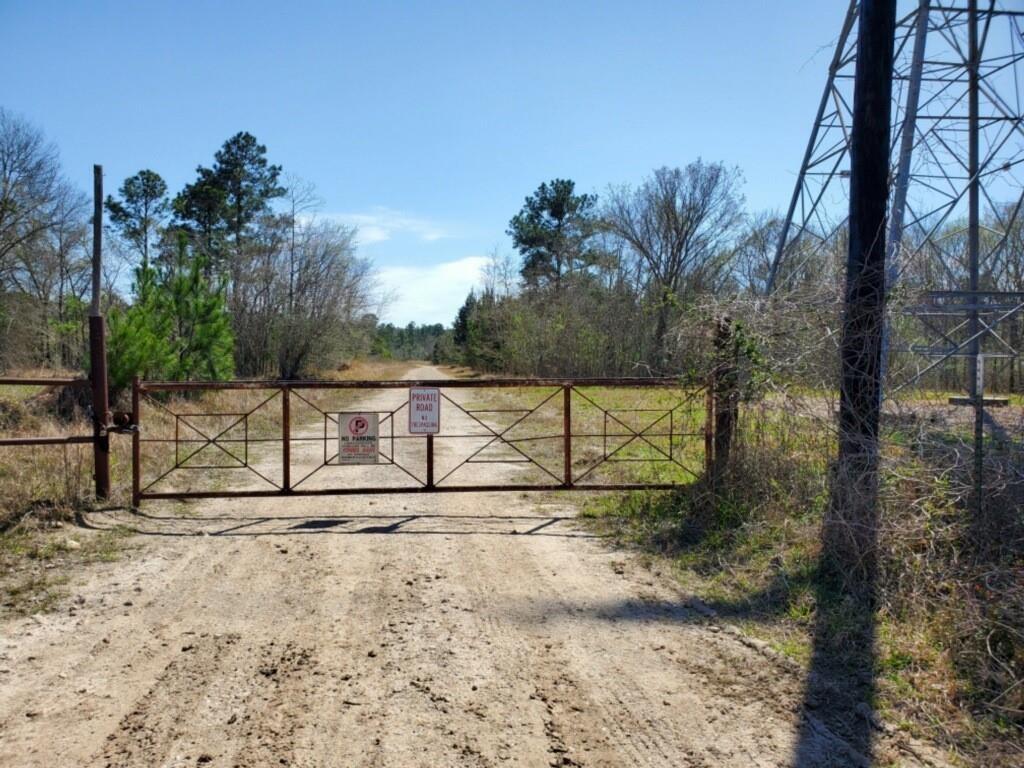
0,367,946,767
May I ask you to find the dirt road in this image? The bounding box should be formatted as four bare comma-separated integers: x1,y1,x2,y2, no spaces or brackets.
0,367,937,767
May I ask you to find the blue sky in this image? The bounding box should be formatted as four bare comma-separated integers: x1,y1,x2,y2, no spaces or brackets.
1,0,848,325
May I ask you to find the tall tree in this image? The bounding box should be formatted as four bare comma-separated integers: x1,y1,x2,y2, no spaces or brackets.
105,169,169,272
172,168,228,268
453,292,477,347
210,131,285,250
173,131,285,271
0,108,63,283
507,179,597,289
734,212,783,296
5,183,90,367
274,218,369,378
604,162,744,366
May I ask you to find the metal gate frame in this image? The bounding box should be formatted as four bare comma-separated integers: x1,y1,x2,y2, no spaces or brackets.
132,377,712,506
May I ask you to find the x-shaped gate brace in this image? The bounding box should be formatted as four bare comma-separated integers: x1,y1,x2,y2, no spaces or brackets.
137,388,284,495
131,377,712,505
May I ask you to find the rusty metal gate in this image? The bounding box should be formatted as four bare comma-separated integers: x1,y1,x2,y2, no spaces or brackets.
131,377,711,506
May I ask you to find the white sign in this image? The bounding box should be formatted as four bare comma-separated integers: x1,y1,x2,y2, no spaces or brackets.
408,387,440,434
337,412,379,464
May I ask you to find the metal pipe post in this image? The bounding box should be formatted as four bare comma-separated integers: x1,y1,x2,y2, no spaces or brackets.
131,376,141,508
90,165,110,500
426,434,434,489
282,386,291,492
563,385,573,487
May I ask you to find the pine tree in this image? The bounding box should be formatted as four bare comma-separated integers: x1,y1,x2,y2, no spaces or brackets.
507,179,598,289
163,235,234,381
105,170,169,271
107,265,174,394
106,234,234,396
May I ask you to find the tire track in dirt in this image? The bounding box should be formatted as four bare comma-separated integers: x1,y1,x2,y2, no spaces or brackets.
460,531,697,768
92,535,333,767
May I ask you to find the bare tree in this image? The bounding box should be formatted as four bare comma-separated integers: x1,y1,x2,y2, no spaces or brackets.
481,248,518,299
281,174,322,315
603,162,744,366
0,108,63,285
276,218,372,378
734,212,783,296
6,185,91,366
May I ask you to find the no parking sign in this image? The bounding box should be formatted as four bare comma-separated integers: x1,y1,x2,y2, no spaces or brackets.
337,412,379,464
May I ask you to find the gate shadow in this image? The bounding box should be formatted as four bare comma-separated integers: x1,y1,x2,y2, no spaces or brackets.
80,506,599,539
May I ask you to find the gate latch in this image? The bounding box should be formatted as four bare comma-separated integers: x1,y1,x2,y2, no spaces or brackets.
109,411,138,434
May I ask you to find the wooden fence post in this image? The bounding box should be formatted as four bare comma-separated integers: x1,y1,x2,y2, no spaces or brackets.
712,316,739,482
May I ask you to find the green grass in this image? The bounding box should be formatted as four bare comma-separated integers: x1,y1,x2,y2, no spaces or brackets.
580,416,1023,767
0,525,134,617
452,383,709,486
2,573,69,615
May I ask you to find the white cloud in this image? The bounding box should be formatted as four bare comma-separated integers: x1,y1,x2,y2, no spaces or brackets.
377,255,489,326
325,207,448,245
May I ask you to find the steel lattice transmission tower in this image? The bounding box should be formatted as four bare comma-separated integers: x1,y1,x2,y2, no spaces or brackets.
769,0,1024,511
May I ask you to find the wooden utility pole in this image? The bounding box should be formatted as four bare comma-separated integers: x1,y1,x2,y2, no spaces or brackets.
90,165,111,500
828,0,896,589
966,0,984,516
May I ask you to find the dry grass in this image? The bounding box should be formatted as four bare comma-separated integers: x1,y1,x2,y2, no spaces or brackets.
0,386,133,527
324,358,423,381
0,358,423,517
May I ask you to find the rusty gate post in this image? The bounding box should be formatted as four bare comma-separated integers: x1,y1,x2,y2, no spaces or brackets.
90,164,111,500
282,385,291,492
426,433,434,489
563,384,573,487
131,376,141,508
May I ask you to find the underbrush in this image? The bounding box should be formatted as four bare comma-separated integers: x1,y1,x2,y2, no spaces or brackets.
584,408,1024,766
0,382,133,530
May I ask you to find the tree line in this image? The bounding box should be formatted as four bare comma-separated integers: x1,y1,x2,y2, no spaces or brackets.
434,164,781,378
0,108,378,394
434,165,1024,393
3,103,1021,394
372,322,446,361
